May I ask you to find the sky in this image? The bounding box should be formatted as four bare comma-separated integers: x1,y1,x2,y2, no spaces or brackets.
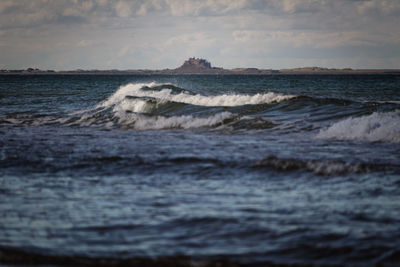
0,0,399,70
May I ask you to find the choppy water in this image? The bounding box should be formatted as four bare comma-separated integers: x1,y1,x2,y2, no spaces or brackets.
0,74,399,266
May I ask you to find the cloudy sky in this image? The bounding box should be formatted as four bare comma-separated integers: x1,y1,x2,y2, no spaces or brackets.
1,0,399,70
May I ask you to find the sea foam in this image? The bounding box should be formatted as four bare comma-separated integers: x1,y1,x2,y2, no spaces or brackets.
87,82,292,130
2,82,281,130
100,82,296,109
129,112,234,130
254,155,380,175
316,110,400,143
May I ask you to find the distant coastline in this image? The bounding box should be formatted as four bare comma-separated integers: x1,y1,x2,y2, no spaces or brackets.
2,58,400,75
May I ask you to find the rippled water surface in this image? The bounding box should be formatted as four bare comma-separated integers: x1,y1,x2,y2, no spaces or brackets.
0,74,400,266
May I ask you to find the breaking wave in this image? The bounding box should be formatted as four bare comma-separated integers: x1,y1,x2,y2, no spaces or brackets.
7,82,398,133
73,82,292,130
1,82,291,131
115,112,236,130
85,82,292,130
99,82,296,109
316,110,400,143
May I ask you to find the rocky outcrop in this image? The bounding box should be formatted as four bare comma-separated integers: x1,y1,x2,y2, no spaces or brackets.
181,57,212,69
167,57,222,73
166,58,279,74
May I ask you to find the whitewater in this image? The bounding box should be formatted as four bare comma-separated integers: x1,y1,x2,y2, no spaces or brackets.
317,110,400,143
0,74,399,266
100,82,296,107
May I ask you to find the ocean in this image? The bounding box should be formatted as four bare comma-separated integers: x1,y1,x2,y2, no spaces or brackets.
0,74,399,266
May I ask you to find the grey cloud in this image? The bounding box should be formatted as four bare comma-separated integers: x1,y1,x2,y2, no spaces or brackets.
1,0,399,70
1,0,399,28
0,0,119,29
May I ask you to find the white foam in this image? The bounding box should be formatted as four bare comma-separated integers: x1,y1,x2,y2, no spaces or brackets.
99,82,158,108
373,100,400,105
99,82,296,109
316,110,400,143
305,161,364,175
116,97,157,114
255,156,371,175
117,111,234,130
6,82,289,130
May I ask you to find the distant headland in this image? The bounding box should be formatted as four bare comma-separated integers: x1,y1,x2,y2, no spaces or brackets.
1,58,399,75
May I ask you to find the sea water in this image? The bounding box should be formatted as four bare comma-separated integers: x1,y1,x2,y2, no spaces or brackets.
0,74,399,266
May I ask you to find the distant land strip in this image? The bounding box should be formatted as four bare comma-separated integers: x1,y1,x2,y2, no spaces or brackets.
2,58,400,75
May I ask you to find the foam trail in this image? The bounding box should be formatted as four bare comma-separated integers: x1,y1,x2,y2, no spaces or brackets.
117,112,234,130
99,82,296,109
316,110,400,143
254,156,378,175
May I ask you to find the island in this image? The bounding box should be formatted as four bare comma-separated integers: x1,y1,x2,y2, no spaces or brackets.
1,58,399,75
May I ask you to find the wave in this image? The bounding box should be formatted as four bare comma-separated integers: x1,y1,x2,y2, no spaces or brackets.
99,82,296,109
253,156,394,175
316,110,400,143
0,110,275,131
119,112,234,130
0,245,234,267
72,82,286,130
0,113,59,126
0,83,284,130
105,111,277,131
3,82,397,132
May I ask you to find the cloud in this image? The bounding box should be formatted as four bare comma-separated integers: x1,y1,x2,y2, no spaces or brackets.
0,0,399,69
162,32,219,62
0,0,90,29
62,1,94,17
1,0,399,28
357,0,400,16
117,44,132,57
0,0,15,14
165,32,215,47
77,40,94,47
163,0,250,16
114,1,133,17
232,30,400,49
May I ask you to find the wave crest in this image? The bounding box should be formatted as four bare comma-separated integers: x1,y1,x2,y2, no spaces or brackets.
316,110,400,143
100,82,296,110
0,82,291,131
119,112,235,130
76,82,284,130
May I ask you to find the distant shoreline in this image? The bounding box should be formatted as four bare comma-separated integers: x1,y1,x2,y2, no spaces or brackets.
1,69,400,75
3,58,400,75
2,60,400,76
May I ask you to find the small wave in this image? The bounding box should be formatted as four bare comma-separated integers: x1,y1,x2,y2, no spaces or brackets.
0,107,275,131
316,110,400,143
64,106,236,130
0,113,59,126
124,112,235,130
0,245,258,267
253,156,390,175
373,100,400,105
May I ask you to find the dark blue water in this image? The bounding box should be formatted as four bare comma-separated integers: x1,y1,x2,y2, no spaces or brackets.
1,74,400,266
